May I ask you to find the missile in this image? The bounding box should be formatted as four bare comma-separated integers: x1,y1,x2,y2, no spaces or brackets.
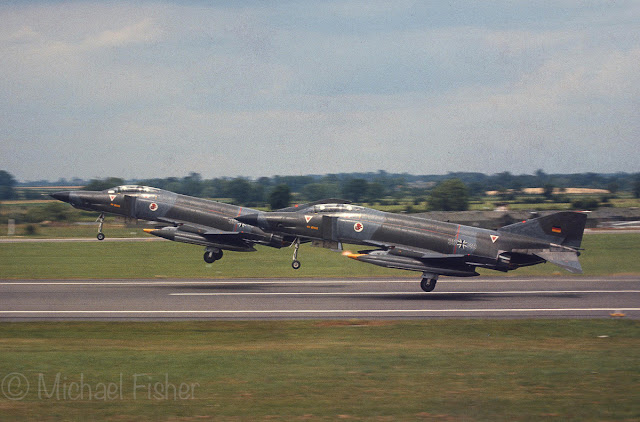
143,227,254,251
343,250,478,277
144,227,206,245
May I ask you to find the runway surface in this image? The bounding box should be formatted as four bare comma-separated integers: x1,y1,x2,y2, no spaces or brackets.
1,276,638,320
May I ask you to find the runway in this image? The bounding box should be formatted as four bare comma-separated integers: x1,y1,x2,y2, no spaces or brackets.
1,276,638,320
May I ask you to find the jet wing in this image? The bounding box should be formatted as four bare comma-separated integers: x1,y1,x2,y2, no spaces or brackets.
202,230,263,242
156,217,212,232
361,240,467,260
156,218,249,238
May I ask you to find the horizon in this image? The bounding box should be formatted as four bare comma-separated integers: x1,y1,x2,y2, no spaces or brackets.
11,169,638,187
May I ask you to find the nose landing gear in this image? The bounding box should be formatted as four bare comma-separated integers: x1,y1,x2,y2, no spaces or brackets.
96,213,105,241
291,238,301,270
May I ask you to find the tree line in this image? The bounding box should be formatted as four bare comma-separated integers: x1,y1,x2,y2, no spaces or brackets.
2,169,640,211
83,170,640,210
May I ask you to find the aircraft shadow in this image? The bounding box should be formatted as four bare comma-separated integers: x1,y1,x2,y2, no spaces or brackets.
357,293,488,302
166,283,348,292
358,292,583,301
166,284,270,291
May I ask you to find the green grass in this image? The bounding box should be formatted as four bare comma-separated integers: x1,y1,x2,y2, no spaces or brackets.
0,320,638,421
5,224,147,238
1,233,639,279
0,240,402,279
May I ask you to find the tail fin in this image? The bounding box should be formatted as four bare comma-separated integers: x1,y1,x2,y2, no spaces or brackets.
498,211,588,248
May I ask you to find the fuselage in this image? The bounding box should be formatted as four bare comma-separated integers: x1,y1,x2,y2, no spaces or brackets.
51,188,586,290
52,185,289,251
237,203,556,273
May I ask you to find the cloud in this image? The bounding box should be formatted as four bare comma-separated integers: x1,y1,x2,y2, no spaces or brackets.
84,18,162,49
0,1,638,181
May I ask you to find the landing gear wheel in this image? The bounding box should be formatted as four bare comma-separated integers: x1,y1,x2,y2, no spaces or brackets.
204,249,223,264
292,260,301,270
97,233,105,241
420,278,437,292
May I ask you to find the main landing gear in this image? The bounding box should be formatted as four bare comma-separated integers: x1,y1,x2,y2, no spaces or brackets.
96,213,105,241
204,248,224,263
291,238,301,270
420,273,439,292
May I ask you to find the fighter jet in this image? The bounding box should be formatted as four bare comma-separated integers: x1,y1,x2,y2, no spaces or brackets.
50,185,295,263
236,202,588,291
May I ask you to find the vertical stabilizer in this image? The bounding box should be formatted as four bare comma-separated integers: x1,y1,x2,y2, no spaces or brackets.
498,211,587,248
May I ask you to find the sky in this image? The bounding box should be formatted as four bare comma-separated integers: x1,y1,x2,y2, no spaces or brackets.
1,1,639,182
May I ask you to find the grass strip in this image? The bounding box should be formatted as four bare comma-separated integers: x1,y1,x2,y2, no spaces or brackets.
1,234,639,279
0,320,638,421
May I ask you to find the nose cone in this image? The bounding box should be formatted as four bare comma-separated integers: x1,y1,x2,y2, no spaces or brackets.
50,191,72,203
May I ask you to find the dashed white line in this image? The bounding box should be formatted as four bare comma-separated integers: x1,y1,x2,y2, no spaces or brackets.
169,290,640,296
1,308,639,315
0,278,636,286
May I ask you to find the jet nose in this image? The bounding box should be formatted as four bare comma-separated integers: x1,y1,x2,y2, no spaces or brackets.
50,191,71,203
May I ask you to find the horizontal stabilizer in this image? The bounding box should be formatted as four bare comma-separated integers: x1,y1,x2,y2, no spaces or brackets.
534,251,583,274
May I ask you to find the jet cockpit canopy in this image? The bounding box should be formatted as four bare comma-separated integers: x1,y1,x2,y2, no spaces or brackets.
107,185,160,194
313,203,364,213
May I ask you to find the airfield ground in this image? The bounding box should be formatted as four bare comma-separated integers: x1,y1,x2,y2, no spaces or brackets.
0,233,638,420
1,320,639,421
1,232,639,279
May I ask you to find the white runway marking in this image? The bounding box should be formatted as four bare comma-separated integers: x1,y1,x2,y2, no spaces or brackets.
1,308,639,315
0,278,636,286
169,290,640,296
2,277,637,319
